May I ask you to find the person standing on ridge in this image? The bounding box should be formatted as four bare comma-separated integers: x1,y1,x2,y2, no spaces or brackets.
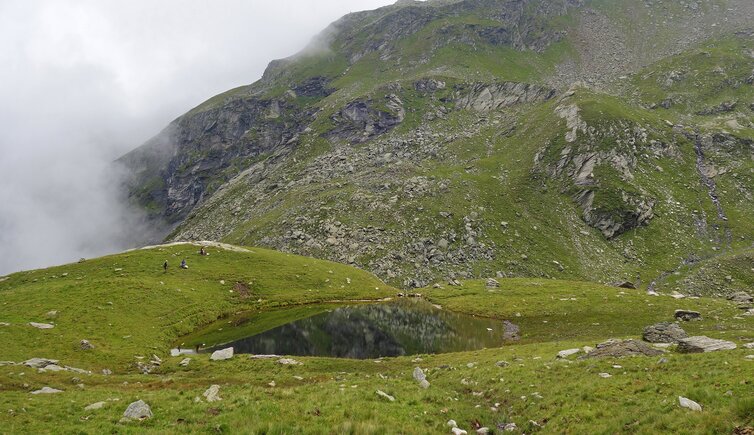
163,260,168,272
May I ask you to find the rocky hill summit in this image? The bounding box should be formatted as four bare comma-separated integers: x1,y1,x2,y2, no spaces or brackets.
119,0,754,289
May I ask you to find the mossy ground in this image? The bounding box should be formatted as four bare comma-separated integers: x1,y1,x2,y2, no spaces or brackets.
1,245,752,434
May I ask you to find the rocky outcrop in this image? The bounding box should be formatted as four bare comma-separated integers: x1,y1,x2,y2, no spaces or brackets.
677,336,737,353
642,322,687,343
581,339,664,358
119,94,317,224
414,78,446,93
327,94,405,143
696,101,737,116
729,292,753,303
576,189,655,239
456,82,556,111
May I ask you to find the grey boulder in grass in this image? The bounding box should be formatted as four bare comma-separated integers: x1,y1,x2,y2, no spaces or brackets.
122,400,153,420
677,336,737,353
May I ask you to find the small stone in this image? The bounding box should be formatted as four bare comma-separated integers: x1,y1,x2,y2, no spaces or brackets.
502,423,518,432
744,343,754,349
102,369,112,375
84,401,106,411
203,385,221,402
557,348,580,359
210,347,233,361
678,396,702,412
376,390,395,402
29,322,54,329
476,428,490,434
495,360,510,367
447,420,458,428
413,367,426,382
179,358,191,367
277,358,302,365
30,387,63,394
674,310,701,321
452,428,468,435
486,278,500,288
122,400,152,420
79,340,94,350
598,373,612,378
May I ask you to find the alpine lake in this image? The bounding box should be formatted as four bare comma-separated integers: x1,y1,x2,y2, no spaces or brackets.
174,299,520,359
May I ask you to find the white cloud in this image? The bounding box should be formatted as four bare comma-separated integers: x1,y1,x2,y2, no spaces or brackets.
0,0,395,274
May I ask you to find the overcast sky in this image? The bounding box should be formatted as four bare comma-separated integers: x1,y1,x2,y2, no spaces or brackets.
0,0,396,275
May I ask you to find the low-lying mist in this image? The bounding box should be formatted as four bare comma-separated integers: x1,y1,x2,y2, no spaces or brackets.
0,0,394,275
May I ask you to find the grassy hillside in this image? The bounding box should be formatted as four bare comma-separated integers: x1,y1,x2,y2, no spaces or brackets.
0,250,752,433
0,243,393,368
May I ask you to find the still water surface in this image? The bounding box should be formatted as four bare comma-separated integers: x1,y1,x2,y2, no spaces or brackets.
194,300,519,359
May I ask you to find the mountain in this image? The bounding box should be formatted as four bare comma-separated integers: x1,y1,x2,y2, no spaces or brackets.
118,0,754,290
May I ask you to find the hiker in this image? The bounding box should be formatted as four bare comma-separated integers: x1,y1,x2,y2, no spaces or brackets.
180,259,188,269
199,246,206,256
163,260,168,272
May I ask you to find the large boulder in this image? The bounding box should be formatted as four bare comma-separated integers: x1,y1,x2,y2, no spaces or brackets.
581,339,664,358
728,292,753,303
677,336,737,353
642,322,688,343
210,347,233,361
122,400,153,420
674,310,701,321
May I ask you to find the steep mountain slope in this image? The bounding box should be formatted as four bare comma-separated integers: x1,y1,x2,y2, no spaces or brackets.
118,0,754,289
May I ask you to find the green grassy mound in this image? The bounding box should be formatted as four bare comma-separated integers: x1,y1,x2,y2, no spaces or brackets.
1,247,752,433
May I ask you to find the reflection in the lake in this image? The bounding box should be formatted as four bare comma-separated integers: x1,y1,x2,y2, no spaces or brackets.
204,300,518,359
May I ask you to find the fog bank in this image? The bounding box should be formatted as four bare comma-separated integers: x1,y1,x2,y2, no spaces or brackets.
0,0,394,275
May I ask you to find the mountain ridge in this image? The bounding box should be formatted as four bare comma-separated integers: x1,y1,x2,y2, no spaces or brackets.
118,0,754,289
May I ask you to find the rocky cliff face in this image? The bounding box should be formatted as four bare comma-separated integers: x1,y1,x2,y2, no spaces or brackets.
119,0,754,289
